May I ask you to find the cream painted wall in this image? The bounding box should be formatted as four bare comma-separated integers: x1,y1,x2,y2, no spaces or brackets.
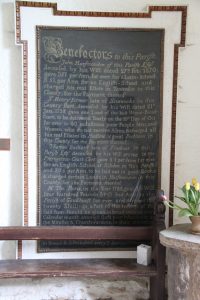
0,0,200,299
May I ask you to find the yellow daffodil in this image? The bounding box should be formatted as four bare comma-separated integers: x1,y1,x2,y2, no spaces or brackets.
192,178,197,186
194,182,200,191
164,179,200,218
185,182,190,191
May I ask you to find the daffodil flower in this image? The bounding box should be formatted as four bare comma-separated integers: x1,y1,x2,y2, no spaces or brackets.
185,182,190,191
194,182,200,191
163,179,200,217
192,178,197,186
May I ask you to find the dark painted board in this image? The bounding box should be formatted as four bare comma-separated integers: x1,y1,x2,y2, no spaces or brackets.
37,27,164,251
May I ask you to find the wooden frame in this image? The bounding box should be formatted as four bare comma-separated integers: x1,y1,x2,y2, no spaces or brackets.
15,2,187,258
16,2,187,230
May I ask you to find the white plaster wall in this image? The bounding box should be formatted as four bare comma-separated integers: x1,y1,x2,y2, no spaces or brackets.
0,0,22,259
0,0,200,299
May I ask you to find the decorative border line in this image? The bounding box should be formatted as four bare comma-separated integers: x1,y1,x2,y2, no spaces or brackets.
169,8,187,225
15,2,187,230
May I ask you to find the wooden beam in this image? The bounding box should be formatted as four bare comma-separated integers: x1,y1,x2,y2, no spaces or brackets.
0,139,10,151
0,226,153,241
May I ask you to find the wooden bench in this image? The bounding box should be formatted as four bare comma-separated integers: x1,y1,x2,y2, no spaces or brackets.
0,190,166,300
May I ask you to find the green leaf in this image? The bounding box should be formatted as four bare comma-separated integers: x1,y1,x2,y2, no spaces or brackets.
175,196,187,203
197,191,200,203
189,189,196,203
178,208,193,217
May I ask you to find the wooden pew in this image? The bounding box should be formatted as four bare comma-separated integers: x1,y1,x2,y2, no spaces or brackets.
0,190,166,300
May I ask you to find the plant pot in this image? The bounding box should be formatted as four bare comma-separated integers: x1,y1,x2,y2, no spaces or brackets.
189,216,200,234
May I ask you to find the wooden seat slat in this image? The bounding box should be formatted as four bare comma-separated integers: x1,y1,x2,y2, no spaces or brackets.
0,259,157,279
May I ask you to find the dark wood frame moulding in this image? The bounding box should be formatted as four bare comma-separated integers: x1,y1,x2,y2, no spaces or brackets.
15,1,187,230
